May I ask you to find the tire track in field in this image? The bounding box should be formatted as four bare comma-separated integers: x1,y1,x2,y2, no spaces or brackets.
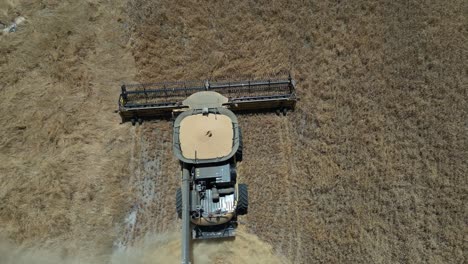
114,122,177,249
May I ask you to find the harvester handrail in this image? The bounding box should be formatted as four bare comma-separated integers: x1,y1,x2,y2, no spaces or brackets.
123,87,204,95
209,80,290,88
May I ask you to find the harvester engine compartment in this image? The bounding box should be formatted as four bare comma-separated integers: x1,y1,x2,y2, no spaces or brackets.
189,162,238,238
191,163,236,219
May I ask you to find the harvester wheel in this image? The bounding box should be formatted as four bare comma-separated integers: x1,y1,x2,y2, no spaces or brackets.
176,187,182,219
236,184,248,215
131,118,136,126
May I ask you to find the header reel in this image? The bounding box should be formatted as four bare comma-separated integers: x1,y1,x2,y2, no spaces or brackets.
118,75,297,124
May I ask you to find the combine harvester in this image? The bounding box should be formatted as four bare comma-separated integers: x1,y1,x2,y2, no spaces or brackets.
118,76,297,264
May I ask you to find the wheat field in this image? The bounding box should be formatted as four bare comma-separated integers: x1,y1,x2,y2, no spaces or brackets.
0,0,466,263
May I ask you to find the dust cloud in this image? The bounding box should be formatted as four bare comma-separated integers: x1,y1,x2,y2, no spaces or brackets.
1,230,286,264
112,229,286,264
0,236,82,264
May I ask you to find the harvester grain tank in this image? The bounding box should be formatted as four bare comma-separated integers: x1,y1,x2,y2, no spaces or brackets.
118,76,297,264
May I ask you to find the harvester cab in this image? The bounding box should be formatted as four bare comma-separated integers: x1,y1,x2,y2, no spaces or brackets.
118,76,297,264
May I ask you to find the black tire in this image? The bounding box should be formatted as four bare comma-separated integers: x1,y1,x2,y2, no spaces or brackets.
236,127,243,162
236,184,248,215
176,187,182,219
131,118,136,126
